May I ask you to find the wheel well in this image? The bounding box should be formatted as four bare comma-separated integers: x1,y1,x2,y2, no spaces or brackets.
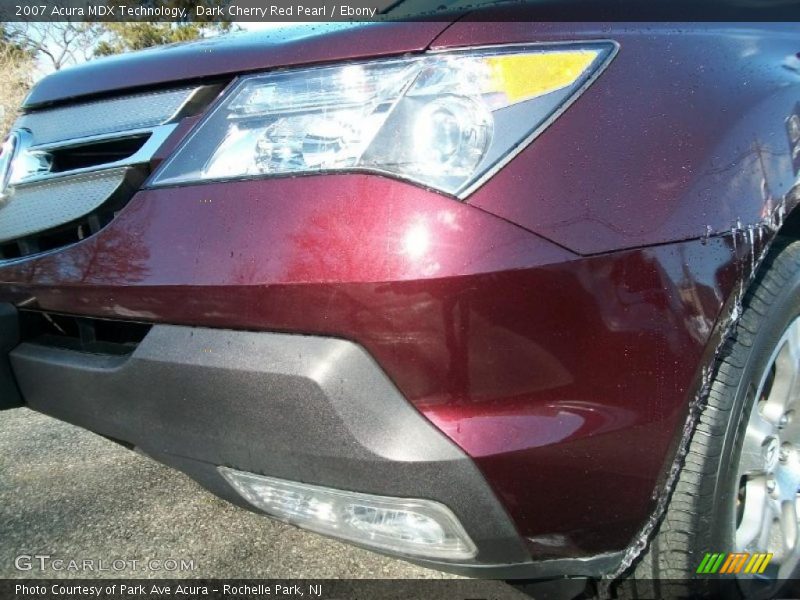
778,202,800,239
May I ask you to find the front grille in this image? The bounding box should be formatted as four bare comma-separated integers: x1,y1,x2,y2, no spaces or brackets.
0,85,221,261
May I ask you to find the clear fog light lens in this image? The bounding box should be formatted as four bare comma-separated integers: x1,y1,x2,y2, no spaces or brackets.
218,467,477,560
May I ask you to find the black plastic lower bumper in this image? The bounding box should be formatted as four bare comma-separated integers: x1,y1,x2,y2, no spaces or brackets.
4,306,624,578
0,304,22,410
8,316,531,566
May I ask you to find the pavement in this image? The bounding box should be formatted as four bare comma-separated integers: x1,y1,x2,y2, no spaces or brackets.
0,407,463,580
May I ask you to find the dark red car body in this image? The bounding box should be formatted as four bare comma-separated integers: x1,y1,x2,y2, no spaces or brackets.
2,17,800,574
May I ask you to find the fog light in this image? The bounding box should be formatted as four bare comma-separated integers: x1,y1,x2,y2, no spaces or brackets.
218,467,477,560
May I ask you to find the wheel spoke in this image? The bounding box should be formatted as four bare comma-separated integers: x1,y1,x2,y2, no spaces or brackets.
781,499,799,555
776,499,800,579
781,415,800,447
738,416,775,476
757,496,781,550
763,340,800,425
785,320,800,367
737,477,770,549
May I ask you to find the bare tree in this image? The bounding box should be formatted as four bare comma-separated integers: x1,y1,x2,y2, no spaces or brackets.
0,19,234,138
0,29,33,138
6,22,102,71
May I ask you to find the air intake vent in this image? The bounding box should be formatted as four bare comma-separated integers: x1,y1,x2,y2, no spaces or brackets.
19,310,151,356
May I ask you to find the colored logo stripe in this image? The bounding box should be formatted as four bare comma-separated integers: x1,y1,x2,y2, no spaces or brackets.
696,553,713,574
697,553,725,574
720,553,748,573
697,552,773,574
744,553,773,574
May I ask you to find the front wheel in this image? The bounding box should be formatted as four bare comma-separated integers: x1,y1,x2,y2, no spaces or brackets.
624,237,800,599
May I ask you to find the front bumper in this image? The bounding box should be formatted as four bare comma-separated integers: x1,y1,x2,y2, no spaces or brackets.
3,307,552,574
0,174,743,567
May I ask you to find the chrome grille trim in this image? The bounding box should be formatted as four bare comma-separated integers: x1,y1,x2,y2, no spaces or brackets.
12,124,177,188
0,168,129,244
17,87,197,147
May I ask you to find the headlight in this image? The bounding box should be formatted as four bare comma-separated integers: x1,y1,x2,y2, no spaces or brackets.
151,42,617,197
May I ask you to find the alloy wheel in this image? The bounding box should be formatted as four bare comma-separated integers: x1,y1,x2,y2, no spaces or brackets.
734,316,800,581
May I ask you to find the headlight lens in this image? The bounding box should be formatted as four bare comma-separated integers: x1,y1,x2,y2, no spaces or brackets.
151,43,616,197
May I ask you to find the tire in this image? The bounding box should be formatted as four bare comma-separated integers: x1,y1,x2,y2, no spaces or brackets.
619,236,800,599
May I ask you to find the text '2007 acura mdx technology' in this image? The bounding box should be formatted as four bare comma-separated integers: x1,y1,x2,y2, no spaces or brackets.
1,7,800,598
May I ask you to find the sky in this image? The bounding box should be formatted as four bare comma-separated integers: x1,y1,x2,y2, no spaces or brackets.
32,22,311,80
238,22,302,31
